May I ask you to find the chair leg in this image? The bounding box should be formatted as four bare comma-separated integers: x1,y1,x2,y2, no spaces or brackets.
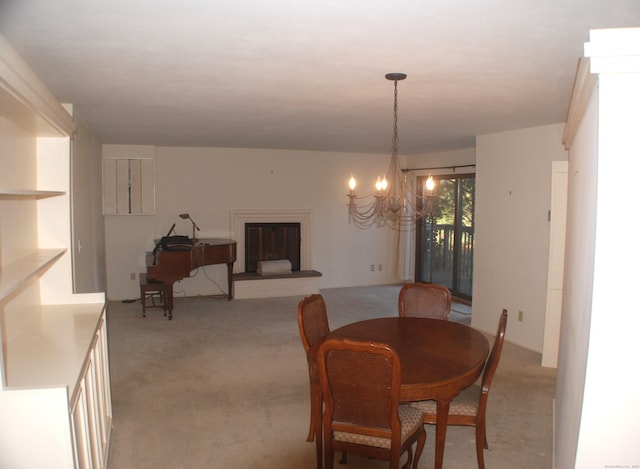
324,442,334,469
402,446,413,469
315,434,322,469
306,385,315,442
306,421,314,442
475,422,487,469
310,383,323,469
412,430,426,469
339,452,347,464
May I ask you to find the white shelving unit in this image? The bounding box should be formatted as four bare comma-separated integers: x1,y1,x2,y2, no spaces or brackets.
0,34,111,469
0,189,66,198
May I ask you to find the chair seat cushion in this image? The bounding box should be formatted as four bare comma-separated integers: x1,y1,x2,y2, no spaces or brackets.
334,405,423,449
410,384,481,417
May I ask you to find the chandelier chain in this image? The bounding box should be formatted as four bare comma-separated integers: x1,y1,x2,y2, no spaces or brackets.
392,79,399,151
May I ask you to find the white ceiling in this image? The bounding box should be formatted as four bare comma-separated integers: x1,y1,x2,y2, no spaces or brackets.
1,1,639,154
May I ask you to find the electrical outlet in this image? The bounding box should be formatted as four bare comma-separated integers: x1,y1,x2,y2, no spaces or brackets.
378,264,382,271
518,310,523,322
130,273,136,281
370,264,375,271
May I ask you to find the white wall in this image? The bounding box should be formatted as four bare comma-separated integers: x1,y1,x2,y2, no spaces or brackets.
575,71,640,469
555,74,599,469
104,145,399,300
473,124,567,351
558,28,640,468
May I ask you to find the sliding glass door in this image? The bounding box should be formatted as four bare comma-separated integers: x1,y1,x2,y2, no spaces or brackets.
415,174,475,300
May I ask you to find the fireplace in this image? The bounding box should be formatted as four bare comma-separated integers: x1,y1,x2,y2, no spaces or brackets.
229,209,313,274
230,209,320,299
245,222,301,272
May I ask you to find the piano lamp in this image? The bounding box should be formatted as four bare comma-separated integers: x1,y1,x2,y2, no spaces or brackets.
179,213,200,241
346,73,437,230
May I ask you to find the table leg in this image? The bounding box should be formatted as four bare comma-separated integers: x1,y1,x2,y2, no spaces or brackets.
226,262,234,300
165,284,174,320
434,398,451,469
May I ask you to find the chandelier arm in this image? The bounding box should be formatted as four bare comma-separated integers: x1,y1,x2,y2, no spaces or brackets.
348,197,380,220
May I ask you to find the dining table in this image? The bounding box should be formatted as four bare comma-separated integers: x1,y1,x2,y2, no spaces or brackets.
312,316,489,469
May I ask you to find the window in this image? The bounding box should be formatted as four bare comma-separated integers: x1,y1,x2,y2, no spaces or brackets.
415,173,475,300
103,158,155,215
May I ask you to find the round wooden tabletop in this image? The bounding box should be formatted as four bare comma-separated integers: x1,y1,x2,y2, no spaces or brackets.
328,317,490,401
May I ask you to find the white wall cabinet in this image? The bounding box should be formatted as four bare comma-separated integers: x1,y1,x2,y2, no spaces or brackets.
0,34,111,468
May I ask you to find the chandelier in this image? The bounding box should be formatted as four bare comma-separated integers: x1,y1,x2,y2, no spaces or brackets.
347,73,436,229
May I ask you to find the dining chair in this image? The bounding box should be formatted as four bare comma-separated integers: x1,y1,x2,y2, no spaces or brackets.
397,282,452,320
409,309,508,469
297,294,330,469
317,337,426,469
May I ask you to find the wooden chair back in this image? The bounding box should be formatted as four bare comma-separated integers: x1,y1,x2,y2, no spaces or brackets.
297,293,330,352
297,293,330,468
480,309,508,399
410,309,508,469
398,283,452,320
317,337,426,468
319,338,401,439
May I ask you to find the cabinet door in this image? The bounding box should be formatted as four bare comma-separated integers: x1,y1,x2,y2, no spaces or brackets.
92,318,112,467
71,376,94,469
70,316,112,469
84,344,102,469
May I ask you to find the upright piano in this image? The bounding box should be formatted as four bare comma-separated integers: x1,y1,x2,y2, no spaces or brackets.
147,238,237,318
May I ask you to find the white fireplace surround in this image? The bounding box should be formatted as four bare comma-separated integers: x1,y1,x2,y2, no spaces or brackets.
229,209,313,274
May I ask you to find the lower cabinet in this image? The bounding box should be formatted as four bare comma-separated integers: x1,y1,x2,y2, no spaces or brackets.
70,316,113,469
0,305,112,469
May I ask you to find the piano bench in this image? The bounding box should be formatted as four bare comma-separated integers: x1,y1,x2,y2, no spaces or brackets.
139,273,169,319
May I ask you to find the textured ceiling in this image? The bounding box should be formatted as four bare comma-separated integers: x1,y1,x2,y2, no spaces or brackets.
1,0,639,154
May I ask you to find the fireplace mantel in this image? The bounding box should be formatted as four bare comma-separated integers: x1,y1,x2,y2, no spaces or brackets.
229,209,312,274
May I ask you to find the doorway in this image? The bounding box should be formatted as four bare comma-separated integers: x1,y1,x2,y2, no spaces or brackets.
415,173,475,301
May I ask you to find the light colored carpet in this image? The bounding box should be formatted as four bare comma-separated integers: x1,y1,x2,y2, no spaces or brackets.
106,284,555,468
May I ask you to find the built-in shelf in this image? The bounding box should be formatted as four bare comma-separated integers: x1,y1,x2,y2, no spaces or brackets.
0,34,111,468
4,303,105,389
0,248,66,301
0,189,66,199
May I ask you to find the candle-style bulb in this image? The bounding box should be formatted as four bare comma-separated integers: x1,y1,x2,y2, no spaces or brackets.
349,175,356,191
426,175,435,192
